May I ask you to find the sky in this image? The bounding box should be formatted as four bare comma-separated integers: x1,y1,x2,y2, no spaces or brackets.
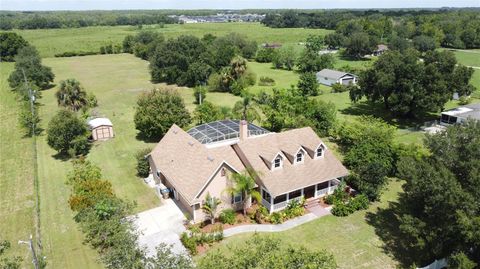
1,0,479,11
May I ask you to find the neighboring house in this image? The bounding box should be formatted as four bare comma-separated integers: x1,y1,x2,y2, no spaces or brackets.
373,44,388,56
262,43,282,49
147,120,348,223
440,103,480,125
316,69,358,86
87,117,114,141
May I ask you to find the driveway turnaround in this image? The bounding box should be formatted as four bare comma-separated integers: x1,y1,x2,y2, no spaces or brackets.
133,199,187,256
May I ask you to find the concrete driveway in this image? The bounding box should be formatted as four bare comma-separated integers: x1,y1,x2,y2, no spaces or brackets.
133,199,187,256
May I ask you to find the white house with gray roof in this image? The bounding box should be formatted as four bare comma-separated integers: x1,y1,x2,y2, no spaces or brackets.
316,69,357,86
440,103,480,125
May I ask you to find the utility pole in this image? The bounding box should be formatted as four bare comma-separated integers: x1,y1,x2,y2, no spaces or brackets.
18,235,39,269
20,68,43,268
21,68,36,134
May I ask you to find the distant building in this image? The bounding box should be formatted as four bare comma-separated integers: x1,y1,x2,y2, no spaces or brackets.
88,118,114,141
262,43,282,49
373,44,388,56
440,103,480,125
316,69,357,86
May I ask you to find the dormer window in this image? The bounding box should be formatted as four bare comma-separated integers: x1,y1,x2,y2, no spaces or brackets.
316,145,325,158
273,155,283,169
295,149,305,164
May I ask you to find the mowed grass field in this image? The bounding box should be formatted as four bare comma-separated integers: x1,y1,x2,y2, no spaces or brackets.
14,23,332,58
199,180,404,269
19,53,239,269
0,63,36,268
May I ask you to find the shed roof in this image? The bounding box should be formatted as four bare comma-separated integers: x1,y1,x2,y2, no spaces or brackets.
87,118,112,129
316,69,356,80
442,103,480,120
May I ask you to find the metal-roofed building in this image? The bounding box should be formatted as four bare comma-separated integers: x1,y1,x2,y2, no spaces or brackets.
440,103,480,125
316,69,357,86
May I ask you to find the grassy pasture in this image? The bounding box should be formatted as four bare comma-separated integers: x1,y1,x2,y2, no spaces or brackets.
15,23,332,58
0,63,36,268
199,180,404,269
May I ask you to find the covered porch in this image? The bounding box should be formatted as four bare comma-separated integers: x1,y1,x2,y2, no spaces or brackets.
261,178,341,213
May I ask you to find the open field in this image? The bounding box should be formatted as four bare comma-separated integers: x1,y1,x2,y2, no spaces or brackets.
199,179,404,269
20,53,240,268
14,23,332,58
0,63,36,268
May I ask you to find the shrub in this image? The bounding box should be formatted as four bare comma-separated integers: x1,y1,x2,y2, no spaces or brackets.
258,76,275,86
193,86,207,104
219,209,236,225
349,194,370,211
180,232,197,255
54,51,99,57
87,92,98,108
135,148,151,178
331,83,348,93
269,212,284,224
331,201,354,217
458,96,471,105
254,205,269,223
70,135,90,157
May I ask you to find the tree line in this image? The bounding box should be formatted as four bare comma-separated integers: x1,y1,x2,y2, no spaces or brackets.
263,9,480,50
0,11,177,30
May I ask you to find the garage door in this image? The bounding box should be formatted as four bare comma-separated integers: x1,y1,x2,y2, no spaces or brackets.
96,127,111,139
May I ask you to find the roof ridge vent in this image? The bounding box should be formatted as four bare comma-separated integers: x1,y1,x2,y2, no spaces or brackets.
207,156,214,162
188,141,194,146
173,129,178,134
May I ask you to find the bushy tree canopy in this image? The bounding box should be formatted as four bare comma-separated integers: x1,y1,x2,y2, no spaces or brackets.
8,45,54,90
0,32,29,62
198,235,337,269
297,72,319,96
134,89,191,140
352,49,475,117
397,120,480,264
46,110,89,155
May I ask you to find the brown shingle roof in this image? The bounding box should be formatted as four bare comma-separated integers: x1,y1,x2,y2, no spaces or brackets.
235,127,349,197
149,125,245,205
149,125,348,204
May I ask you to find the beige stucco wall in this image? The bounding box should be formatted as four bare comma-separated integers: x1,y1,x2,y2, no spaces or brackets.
194,164,242,222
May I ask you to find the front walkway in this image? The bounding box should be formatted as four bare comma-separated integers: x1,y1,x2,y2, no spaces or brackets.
224,206,330,237
133,199,187,256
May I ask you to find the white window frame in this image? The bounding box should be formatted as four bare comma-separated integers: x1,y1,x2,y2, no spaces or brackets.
232,192,243,204
315,144,325,159
272,155,283,170
295,149,305,164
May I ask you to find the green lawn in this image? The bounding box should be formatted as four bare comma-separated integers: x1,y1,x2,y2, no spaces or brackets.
16,53,237,269
200,179,404,269
14,23,332,58
451,50,480,67
0,63,36,268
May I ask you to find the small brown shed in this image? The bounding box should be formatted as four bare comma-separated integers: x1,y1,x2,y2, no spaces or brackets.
87,118,114,141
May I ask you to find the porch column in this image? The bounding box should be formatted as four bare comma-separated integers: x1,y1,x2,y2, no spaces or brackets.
328,180,331,193
269,195,273,213
286,193,290,203
301,188,304,197
314,184,318,198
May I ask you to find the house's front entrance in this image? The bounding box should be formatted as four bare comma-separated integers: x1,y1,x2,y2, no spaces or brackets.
303,185,316,200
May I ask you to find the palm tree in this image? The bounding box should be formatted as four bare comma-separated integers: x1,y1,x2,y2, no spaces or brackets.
228,168,261,216
56,78,88,112
202,193,221,224
232,94,260,122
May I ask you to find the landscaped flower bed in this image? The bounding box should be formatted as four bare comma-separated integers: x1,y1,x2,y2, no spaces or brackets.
324,182,369,217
